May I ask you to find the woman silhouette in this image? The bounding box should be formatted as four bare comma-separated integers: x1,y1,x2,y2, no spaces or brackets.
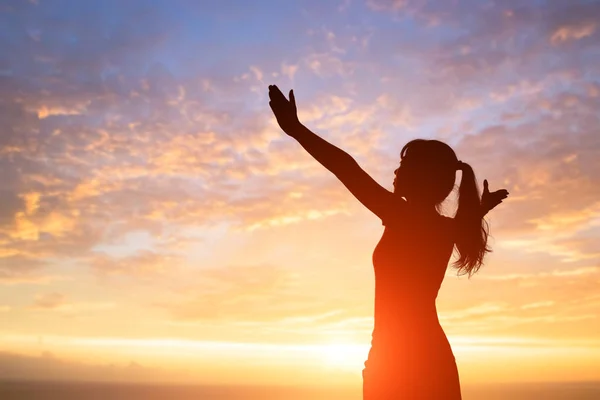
268,85,508,399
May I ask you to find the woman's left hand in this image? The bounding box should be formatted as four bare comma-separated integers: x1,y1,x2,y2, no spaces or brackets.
481,179,509,215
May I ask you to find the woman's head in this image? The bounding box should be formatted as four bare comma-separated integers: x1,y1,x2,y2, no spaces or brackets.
394,139,490,276
393,139,458,205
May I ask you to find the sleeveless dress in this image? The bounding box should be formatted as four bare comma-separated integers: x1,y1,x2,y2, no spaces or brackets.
362,206,462,399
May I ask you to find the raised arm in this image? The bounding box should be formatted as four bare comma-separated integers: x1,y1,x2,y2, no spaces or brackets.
268,85,395,219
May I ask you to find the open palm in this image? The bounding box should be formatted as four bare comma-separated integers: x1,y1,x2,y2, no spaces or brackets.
268,85,301,135
481,179,509,215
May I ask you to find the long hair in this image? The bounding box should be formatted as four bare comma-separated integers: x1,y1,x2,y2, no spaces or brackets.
453,162,490,276
400,139,490,276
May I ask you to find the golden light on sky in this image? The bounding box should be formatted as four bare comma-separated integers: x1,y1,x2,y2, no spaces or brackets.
1,0,599,390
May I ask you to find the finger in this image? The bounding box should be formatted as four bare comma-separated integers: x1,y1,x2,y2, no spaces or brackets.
268,87,277,100
483,179,489,193
270,93,287,108
290,89,296,108
274,90,288,105
269,100,284,112
268,85,278,98
271,85,285,98
270,103,282,114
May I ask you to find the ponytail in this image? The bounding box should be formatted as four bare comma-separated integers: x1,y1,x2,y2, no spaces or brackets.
453,161,490,276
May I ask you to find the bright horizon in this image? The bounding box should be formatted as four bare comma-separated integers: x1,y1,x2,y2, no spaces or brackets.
1,0,600,389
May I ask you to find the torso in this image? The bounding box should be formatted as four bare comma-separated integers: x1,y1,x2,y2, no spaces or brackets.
362,205,463,399
368,207,455,358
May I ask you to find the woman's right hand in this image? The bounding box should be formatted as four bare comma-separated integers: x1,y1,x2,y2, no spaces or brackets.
268,85,301,135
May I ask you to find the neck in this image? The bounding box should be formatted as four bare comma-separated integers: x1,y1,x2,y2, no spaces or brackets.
405,198,438,215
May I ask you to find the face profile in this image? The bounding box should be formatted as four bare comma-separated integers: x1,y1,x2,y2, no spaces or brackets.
391,140,460,209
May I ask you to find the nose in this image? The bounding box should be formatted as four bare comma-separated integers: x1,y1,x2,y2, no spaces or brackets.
394,168,399,175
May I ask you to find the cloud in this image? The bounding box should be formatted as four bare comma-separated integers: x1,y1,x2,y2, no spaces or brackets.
366,0,408,12
304,52,355,78
440,264,600,339
33,292,66,309
29,292,115,316
551,22,598,45
90,250,183,279
281,63,299,80
0,256,61,285
479,266,600,282
156,262,372,327
521,301,555,310
157,264,317,322
34,104,88,119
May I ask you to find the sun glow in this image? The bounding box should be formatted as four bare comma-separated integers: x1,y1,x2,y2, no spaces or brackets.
320,342,367,370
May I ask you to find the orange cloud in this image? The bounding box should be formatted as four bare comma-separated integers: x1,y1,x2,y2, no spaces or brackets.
35,104,86,119
551,22,597,45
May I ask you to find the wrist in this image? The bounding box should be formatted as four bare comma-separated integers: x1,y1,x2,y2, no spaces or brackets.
286,121,304,137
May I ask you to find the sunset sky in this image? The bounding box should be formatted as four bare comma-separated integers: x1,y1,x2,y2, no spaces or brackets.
1,0,599,389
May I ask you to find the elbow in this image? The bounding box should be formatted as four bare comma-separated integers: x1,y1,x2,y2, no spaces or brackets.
331,153,358,177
